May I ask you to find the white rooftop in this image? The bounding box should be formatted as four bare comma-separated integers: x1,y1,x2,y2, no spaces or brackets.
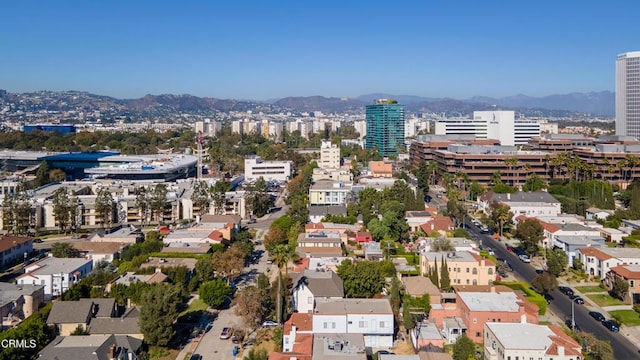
24,257,92,275
486,323,553,350
458,291,521,312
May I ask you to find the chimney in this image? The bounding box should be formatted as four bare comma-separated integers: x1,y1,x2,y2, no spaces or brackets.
155,267,162,273
557,345,565,356
109,343,117,359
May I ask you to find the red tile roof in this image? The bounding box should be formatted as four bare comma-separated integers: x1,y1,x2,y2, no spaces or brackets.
610,265,640,280
546,325,582,356
0,236,32,253
283,313,314,335
578,247,613,260
420,215,454,233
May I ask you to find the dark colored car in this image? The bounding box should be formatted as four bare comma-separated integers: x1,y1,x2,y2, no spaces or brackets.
33,238,43,243
602,320,620,332
559,286,574,297
565,319,581,332
589,311,605,322
573,296,585,305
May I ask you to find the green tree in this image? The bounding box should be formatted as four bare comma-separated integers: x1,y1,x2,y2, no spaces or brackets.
211,180,231,215
233,285,265,330
469,180,485,201
191,180,211,216
135,186,150,225
531,272,558,294
212,246,245,284
515,218,545,256
430,238,455,252
51,242,77,258
199,279,232,309
139,284,183,346
70,324,90,335
95,188,114,228
403,305,416,330
52,187,76,233
488,201,513,237
243,348,268,360
149,184,168,223
195,257,216,282
523,174,546,192
452,334,475,360
611,276,629,301
337,259,385,298
440,257,451,291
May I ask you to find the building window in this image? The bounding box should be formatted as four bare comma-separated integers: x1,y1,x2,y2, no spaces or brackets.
476,332,481,337
359,321,367,328
473,268,478,275
488,268,493,275
631,280,635,287
380,321,385,327
466,267,470,273
473,318,477,324
307,297,313,304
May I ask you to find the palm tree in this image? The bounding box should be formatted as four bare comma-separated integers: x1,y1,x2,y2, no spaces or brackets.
270,244,296,275
427,160,438,186
505,157,519,186
490,171,503,187
625,154,640,183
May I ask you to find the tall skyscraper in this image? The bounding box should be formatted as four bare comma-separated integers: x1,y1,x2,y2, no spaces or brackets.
365,99,405,156
616,51,640,139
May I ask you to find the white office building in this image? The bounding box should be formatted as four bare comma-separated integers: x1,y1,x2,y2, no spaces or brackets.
616,51,640,139
244,156,293,182
435,111,540,146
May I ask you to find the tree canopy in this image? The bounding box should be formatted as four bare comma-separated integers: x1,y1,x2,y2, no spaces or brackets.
199,279,232,309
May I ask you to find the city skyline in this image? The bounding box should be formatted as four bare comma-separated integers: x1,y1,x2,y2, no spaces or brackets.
1,1,638,100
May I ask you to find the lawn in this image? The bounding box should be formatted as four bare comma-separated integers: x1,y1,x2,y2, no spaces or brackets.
575,285,605,293
179,298,208,316
609,310,640,326
586,293,625,307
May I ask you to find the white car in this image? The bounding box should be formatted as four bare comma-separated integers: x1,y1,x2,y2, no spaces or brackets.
262,320,278,328
519,254,531,263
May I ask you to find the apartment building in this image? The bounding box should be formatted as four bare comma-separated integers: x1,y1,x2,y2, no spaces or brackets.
484,323,582,360
576,247,640,280
420,251,496,287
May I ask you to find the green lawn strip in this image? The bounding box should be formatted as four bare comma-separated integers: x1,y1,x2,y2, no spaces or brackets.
574,285,605,293
585,293,625,307
479,250,498,264
179,298,208,316
609,310,640,326
493,281,546,315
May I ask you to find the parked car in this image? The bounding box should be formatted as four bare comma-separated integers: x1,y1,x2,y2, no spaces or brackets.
33,238,43,243
204,323,213,333
262,320,278,328
565,319,581,332
519,254,531,263
602,320,620,332
559,286,574,297
573,296,585,305
248,218,257,224
231,334,240,344
535,269,544,274
589,311,605,322
220,327,233,340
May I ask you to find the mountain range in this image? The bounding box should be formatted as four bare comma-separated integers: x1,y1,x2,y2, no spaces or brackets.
0,89,615,119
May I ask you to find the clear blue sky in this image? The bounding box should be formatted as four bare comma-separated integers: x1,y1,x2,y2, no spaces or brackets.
1,1,638,100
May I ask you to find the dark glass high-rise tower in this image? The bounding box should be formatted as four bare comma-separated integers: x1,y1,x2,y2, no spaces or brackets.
365,99,405,156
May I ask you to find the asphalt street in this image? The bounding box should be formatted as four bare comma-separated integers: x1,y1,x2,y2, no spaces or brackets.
464,220,640,359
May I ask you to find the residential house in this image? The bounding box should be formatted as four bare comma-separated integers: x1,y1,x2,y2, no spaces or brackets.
291,269,344,314
0,236,33,269
416,237,478,253
419,251,496,287
368,161,393,178
282,313,314,353
410,322,445,352
309,180,352,206
575,247,640,280
16,257,93,299
429,286,539,344
483,323,582,360
402,276,441,305
417,352,454,360
313,298,394,347
308,205,348,224
478,191,561,220
297,232,343,258
364,242,383,260
88,307,143,340
419,216,454,237
270,333,313,360
305,222,361,243
140,257,197,273
605,264,640,304
355,232,372,244
599,227,625,243
406,211,433,233
312,333,367,360
552,235,605,267
520,215,601,249
585,207,614,221
0,282,45,328
106,269,168,293
88,226,143,244
47,298,117,336
73,242,128,267
37,334,142,360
